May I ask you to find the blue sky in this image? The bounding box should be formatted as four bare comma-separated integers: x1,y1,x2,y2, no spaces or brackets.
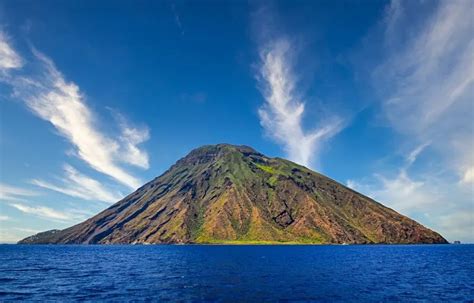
0,0,472,243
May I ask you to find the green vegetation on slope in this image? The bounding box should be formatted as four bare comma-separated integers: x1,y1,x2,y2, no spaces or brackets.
18,144,449,245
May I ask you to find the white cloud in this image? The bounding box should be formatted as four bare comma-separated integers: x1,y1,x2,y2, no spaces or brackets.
0,183,38,201
0,183,86,223
0,31,23,71
373,0,474,185
462,167,474,185
348,144,473,242
347,171,474,242
116,114,150,169
1,41,150,189
348,0,474,242
31,164,123,203
257,39,342,168
9,203,73,222
406,142,430,167
347,143,436,213
348,171,435,214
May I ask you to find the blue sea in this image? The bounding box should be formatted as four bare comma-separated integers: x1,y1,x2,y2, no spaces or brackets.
0,245,472,302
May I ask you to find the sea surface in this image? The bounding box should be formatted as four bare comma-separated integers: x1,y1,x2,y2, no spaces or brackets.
0,244,472,302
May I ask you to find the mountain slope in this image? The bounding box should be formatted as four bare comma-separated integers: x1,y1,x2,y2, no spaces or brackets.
19,144,447,244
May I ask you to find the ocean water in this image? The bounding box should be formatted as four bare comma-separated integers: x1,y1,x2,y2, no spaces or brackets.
0,245,472,302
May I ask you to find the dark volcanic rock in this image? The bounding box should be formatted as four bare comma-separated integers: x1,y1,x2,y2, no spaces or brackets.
18,144,448,244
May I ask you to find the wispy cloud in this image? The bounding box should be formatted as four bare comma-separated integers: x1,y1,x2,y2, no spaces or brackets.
373,0,474,185
347,144,473,242
257,38,342,168
9,202,74,222
0,31,23,71
348,171,473,242
347,0,474,242
0,34,150,189
347,143,434,213
348,172,430,213
170,3,184,36
406,142,430,167
31,164,123,203
0,183,88,223
462,168,474,185
0,183,38,201
116,114,150,169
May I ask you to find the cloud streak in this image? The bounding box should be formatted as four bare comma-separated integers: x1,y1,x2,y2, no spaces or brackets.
8,202,81,222
373,0,474,185
31,165,123,203
348,143,434,213
0,34,150,190
347,143,473,242
116,113,150,169
0,183,90,223
350,0,474,241
0,31,23,71
0,183,38,201
257,39,342,168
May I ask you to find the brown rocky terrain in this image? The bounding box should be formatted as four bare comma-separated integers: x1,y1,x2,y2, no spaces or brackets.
19,144,448,244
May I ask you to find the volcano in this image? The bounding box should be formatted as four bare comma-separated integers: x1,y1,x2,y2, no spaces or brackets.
19,144,447,244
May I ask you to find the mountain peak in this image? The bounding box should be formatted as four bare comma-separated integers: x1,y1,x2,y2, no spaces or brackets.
175,143,265,168
19,144,447,245
186,143,262,157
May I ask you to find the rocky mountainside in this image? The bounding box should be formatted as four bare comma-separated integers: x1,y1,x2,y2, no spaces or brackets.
19,144,447,244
